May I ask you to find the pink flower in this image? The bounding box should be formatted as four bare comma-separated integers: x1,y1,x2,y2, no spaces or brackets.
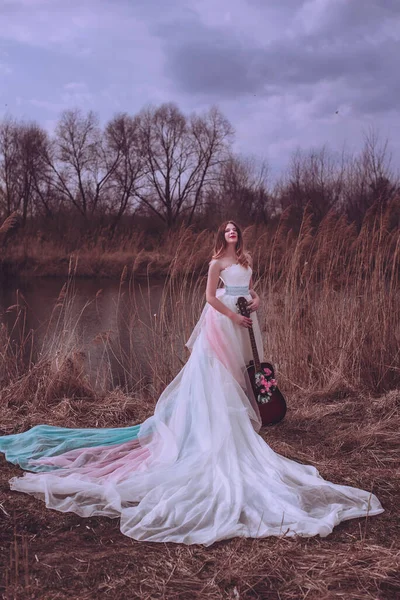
260,388,266,393
263,368,272,375
271,379,277,385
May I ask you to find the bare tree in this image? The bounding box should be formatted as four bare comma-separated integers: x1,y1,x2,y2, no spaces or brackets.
46,109,119,218
31,160,58,219
17,123,51,224
279,146,344,222
186,107,234,224
344,129,398,227
137,103,233,227
215,154,271,223
0,117,20,217
104,113,144,229
0,119,51,224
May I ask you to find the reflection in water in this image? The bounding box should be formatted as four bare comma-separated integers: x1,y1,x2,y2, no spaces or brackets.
0,277,167,387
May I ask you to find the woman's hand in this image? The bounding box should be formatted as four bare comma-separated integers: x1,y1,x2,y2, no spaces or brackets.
231,313,253,328
247,295,260,312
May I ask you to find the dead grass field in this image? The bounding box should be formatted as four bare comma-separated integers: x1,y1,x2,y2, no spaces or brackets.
1,388,399,599
1,206,399,599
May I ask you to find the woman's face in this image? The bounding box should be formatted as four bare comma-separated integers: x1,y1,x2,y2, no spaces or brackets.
224,222,238,246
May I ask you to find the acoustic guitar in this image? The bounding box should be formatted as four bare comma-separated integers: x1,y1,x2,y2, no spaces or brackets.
237,296,287,426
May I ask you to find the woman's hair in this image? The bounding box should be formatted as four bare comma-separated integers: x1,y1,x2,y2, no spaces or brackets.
212,220,250,267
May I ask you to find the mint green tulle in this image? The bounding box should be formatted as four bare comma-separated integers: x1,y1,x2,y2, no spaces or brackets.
0,424,141,472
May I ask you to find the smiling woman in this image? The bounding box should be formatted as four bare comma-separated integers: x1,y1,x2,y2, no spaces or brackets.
0,220,384,546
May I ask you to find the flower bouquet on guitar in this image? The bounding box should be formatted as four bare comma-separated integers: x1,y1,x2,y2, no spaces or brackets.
255,366,278,404
236,296,287,426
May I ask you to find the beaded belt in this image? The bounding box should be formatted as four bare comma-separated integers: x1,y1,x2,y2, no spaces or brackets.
224,286,249,296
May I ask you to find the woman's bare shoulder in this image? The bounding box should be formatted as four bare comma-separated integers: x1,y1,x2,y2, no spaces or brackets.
208,258,223,271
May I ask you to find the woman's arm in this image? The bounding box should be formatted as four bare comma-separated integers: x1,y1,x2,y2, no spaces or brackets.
206,261,252,328
246,255,260,312
247,275,260,312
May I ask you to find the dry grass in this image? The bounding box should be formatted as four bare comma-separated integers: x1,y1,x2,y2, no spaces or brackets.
0,388,399,599
0,211,20,236
0,203,399,599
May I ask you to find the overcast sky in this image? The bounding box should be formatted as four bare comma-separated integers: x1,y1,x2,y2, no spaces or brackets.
1,0,400,175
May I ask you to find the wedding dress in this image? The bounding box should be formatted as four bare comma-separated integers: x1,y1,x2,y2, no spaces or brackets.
0,264,384,546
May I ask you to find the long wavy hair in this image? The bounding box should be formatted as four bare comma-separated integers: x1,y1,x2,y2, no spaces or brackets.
212,220,250,267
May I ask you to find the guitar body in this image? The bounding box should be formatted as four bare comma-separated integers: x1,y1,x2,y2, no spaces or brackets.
246,360,287,426
236,296,287,427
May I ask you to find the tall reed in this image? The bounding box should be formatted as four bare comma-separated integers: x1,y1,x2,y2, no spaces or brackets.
0,201,399,418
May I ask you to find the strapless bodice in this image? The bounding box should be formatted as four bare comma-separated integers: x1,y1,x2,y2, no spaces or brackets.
219,263,252,288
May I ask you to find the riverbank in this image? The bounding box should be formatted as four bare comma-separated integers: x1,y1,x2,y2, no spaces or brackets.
0,249,175,280
1,201,399,283
0,226,215,280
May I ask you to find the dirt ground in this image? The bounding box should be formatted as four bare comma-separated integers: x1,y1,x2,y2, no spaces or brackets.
1,388,399,600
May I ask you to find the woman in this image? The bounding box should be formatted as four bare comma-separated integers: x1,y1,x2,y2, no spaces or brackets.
0,221,384,546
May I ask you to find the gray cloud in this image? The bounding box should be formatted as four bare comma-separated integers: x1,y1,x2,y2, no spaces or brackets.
311,0,400,36
165,30,259,96
1,0,400,173
159,0,400,118
246,0,304,12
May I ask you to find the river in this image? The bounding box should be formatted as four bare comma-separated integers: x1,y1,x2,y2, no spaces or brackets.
0,275,206,390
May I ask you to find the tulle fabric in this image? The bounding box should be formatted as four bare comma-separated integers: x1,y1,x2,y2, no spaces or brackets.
0,264,384,546
0,424,141,472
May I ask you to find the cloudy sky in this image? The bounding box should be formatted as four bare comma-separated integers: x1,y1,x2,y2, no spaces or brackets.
1,0,400,174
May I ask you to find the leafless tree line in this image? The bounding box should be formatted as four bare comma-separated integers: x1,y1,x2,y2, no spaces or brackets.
0,104,398,233
278,133,398,228
0,104,233,230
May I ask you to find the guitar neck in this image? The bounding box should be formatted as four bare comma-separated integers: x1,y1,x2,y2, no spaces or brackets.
248,326,261,372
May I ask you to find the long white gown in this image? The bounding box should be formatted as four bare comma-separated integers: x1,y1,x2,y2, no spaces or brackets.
0,264,384,545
